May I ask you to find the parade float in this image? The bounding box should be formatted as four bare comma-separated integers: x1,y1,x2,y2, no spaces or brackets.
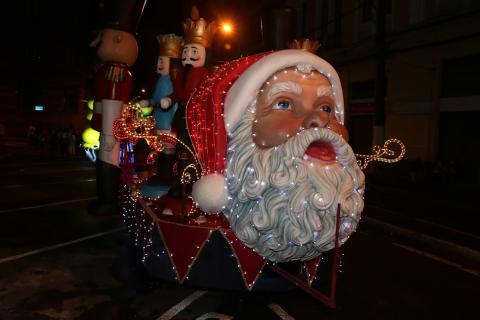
89,1,405,308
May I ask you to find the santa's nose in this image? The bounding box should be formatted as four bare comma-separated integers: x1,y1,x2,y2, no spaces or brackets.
303,111,330,129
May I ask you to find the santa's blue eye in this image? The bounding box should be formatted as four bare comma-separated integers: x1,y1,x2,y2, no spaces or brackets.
273,100,292,110
321,105,332,113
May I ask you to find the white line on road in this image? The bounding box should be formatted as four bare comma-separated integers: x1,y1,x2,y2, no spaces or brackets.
195,312,233,320
155,290,207,320
0,227,125,265
392,242,479,277
413,217,480,241
268,304,296,320
0,197,96,214
0,178,95,190
1,161,94,168
367,204,480,241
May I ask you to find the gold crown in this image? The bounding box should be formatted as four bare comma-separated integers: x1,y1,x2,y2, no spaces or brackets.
183,7,217,48
288,38,321,53
157,34,184,58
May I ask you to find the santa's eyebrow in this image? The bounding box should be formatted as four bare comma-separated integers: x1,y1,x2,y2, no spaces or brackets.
267,81,302,99
317,85,333,98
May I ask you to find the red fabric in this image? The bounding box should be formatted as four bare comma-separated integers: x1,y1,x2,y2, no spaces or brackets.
186,53,270,175
93,63,133,103
170,66,209,104
125,188,268,289
157,220,212,282
152,195,194,216
305,256,322,285
222,229,266,289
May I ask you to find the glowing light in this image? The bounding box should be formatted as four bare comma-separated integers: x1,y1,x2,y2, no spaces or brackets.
221,22,233,34
87,99,94,111
81,127,100,149
141,106,153,116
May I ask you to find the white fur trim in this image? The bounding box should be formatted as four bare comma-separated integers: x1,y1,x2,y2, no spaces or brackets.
192,173,229,213
224,49,344,133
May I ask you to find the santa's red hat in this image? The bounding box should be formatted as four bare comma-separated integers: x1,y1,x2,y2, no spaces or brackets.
187,49,345,213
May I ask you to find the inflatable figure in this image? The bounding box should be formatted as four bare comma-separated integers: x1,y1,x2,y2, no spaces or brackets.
88,0,147,216
159,7,217,203
139,34,183,199
190,49,365,262
151,34,183,130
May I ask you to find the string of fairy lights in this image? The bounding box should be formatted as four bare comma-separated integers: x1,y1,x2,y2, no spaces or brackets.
355,138,406,170
113,102,202,179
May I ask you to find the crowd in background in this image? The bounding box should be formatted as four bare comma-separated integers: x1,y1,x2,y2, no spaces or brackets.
26,124,81,159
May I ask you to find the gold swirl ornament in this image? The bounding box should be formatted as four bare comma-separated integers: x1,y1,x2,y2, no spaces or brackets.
355,138,406,170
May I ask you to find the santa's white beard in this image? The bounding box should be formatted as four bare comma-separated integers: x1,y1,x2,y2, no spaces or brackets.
225,102,365,262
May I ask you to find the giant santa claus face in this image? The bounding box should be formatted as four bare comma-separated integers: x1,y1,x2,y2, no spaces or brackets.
253,67,349,149
224,63,365,262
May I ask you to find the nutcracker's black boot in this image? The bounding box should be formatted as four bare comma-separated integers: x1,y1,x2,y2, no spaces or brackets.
88,160,120,216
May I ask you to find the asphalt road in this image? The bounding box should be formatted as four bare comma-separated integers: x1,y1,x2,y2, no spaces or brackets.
0,157,478,319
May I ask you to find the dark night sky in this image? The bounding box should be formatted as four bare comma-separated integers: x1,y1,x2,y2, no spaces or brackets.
1,0,274,91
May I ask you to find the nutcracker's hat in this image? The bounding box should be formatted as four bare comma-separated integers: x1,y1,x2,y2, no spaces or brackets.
99,0,148,34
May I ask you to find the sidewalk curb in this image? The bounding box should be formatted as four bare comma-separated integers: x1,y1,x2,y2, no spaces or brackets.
363,217,480,270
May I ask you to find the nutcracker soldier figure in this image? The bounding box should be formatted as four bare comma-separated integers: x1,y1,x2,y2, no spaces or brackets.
88,0,147,216
159,7,217,202
139,34,184,199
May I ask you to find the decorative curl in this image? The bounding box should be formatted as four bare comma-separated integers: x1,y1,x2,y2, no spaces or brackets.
181,163,201,185
113,102,202,185
355,138,406,170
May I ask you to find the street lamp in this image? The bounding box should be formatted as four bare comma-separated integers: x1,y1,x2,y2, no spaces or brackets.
220,22,233,35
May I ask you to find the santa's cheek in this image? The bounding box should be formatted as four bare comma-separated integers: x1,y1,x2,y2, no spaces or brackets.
329,122,349,142
252,121,299,148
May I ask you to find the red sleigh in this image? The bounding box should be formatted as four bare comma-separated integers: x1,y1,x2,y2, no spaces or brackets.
118,177,343,308
114,99,342,307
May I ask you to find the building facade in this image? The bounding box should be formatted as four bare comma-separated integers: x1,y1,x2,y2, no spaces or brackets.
287,0,480,175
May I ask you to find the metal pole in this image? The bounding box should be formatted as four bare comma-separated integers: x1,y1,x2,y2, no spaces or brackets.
373,0,386,146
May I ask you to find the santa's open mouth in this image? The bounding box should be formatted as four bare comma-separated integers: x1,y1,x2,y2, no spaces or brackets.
304,140,337,162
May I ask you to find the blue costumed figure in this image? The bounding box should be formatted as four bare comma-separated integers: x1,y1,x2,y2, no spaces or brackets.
140,34,184,200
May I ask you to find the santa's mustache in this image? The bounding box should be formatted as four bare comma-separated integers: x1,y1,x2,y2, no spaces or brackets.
278,127,356,168
182,57,200,62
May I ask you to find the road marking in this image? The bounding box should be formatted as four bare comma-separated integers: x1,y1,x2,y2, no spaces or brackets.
392,242,479,277
0,227,125,264
0,197,96,214
156,290,207,320
366,204,480,241
195,312,233,320
0,178,95,190
413,217,480,241
364,217,480,267
268,304,296,320
1,161,93,168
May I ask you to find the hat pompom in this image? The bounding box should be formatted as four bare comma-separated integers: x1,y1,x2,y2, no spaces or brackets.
192,173,229,213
